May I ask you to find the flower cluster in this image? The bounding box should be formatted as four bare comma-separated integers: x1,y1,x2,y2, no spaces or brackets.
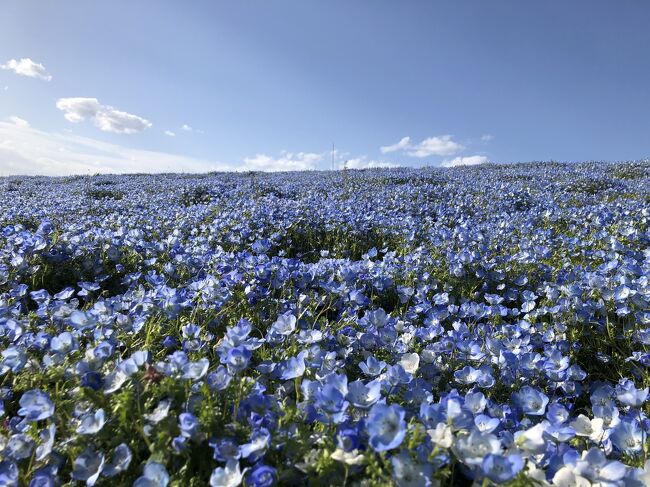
0,161,649,485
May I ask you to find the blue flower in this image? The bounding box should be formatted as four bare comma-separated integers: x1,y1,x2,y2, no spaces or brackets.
209,460,244,487
481,454,523,483
76,409,106,435
247,464,276,487
134,462,170,487
513,386,549,416
178,412,200,438
367,403,407,452
18,390,54,421
71,449,105,486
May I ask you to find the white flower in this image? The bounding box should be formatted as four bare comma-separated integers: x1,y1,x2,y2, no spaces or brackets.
552,467,591,487
399,353,420,375
570,414,605,442
210,460,245,487
427,423,453,449
330,448,365,465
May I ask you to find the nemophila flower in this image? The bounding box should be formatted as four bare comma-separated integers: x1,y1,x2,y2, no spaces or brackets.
513,386,549,415
210,460,244,487
18,389,54,421
390,452,434,487
210,438,242,462
247,464,276,487
0,461,18,486
610,420,645,455
71,449,105,486
453,429,501,467
35,424,56,461
207,365,233,391
102,443,132,477
278,352,306,380
144,398,171,424
330,448,365,465
367,403,406,452
481,454,524,483
572,447,626,484
347,379,382,409
269,312,296,337
181,357,209,380
570,414,605,442
178,412,200,438
134,462,170,487
240,428,271,461
615,378,649,407
427,422,453,448
5,434,35,460
76,409,106,435
223,346,252,374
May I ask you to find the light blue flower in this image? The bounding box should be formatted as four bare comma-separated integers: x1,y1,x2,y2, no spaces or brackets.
134,462,170,487
76,409,106,435
18,390,54,421
367,403,406,452
71,449,105,486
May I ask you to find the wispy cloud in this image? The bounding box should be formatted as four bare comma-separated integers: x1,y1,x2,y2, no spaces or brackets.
440,155,488,167
5,116,30,128
56,97,152,134
380,136,411,154
1,58,52,81
243,151,323,171
481,134,494,142
0,121,226,176
164,130,176,137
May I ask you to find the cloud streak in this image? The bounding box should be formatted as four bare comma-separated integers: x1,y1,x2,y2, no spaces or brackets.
1,58,52,81
0,121,225,176
56,97,152,134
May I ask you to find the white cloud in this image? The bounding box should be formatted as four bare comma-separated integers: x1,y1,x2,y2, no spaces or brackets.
181,124,193,132
380,136,411,154
3,86,8,91
407,135,464,158
243,151,323,171
6,116,30,128
379,134,464,158
440,155,489,167
0,121,231,176
481,134,494,142
164,130,176,137
56,97,152,134
1,58,52,81
344,157,399,170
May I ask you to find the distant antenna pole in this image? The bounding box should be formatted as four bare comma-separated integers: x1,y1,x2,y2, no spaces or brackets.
331,142,335,171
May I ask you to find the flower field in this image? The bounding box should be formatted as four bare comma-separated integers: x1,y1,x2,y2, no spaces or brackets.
1,161,649,486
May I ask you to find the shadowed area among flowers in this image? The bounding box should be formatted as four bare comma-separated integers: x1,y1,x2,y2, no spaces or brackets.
0,161,649,486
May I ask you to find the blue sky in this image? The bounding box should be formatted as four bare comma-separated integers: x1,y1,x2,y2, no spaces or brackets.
1,1,649,175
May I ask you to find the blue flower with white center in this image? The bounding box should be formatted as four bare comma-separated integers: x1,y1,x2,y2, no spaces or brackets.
76,409,106,435
247,464,276,487
367,403,406,452
513,386,549,416
347,379,382,409
71,449,105,486
178,412,200,438
17,389,54,421
209,460,244,487
134,462,170,487
102,443,132,477
610,420,645,455
481,454,524,483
